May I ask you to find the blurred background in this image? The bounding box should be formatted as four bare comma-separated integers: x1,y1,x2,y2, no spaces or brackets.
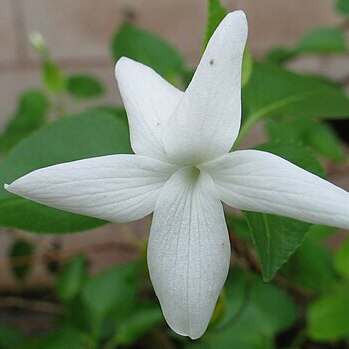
1,1,349,348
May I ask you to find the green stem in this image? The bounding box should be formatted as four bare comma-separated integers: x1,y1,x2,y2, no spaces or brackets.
233,112,260,150
233,94,306,150
53,92,67,118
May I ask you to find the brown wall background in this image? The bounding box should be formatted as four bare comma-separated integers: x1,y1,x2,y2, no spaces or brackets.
0,0,344,128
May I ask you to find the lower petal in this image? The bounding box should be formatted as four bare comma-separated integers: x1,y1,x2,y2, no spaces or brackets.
147,168,230,339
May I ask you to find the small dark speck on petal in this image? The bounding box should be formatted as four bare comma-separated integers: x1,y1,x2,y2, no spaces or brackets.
209,59,214,66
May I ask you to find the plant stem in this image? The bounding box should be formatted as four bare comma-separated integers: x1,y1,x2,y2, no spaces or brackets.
233,112,259,149
53,93,67,118
233,94,306,150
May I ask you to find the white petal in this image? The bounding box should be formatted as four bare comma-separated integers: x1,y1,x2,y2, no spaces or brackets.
201,150,349,229
163,11,248,165
115,57,183,160
148,168,230,339
5,155,176,223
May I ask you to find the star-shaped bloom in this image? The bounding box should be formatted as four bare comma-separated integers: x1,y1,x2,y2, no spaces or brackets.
5,10,349,339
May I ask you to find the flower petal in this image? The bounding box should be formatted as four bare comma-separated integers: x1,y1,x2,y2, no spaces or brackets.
5,155,176,223
115,57,183,160
148,168,230,339
163,11,248,165
201,150,349,229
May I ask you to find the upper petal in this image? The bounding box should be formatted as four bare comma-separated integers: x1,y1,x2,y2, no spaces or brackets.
163,11,248,165
5,154,176,223
148,167,230,339
201,150,349,229
115,57,183,160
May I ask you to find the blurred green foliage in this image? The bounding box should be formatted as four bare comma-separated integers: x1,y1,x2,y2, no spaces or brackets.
307,286,349,341
204,0,227,48
337,0,349,16
111,22,184,83
267,26,347,64
43,60,66,94
267,116,346,162
8,239,35,281
56,254,87,302
186,269,298,349
242,62,349,120
67,75,104,99
0,90,49,155
334,237,349,278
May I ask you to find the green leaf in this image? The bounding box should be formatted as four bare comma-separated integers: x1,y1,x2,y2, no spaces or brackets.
81,262,138,327
307,121,346,162
266,116,310,143
87,105,128,123
307,287,349,341
186,343,211,349
111,23,184,81
182,68,195,89
246,212,310,282
246,278,298,336
243,62,349,120
222,270,297,336
0,90,49,154
113,304,162,346
0,110,132,233
204,0,227,48
245,142,325,281
43,60,66,93
56,254,87,302
297,27,346,54
266,117,345,162
334,237,349,279
22,327,85,349
225,214,251,240
242,48,253,87
337,0,349,16
201,333,274,349
266,47,297,64
282,225,336,293
266,27,346,64
67,74,104,99
0,326,23,349
8,239,35,281
192,270,297,349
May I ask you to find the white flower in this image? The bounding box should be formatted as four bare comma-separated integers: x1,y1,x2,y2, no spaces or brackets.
5,10,349,339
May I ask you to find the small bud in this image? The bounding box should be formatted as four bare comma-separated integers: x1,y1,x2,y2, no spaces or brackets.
29,31,49,58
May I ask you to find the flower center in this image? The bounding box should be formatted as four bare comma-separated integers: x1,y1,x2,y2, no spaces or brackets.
185,166,201,184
